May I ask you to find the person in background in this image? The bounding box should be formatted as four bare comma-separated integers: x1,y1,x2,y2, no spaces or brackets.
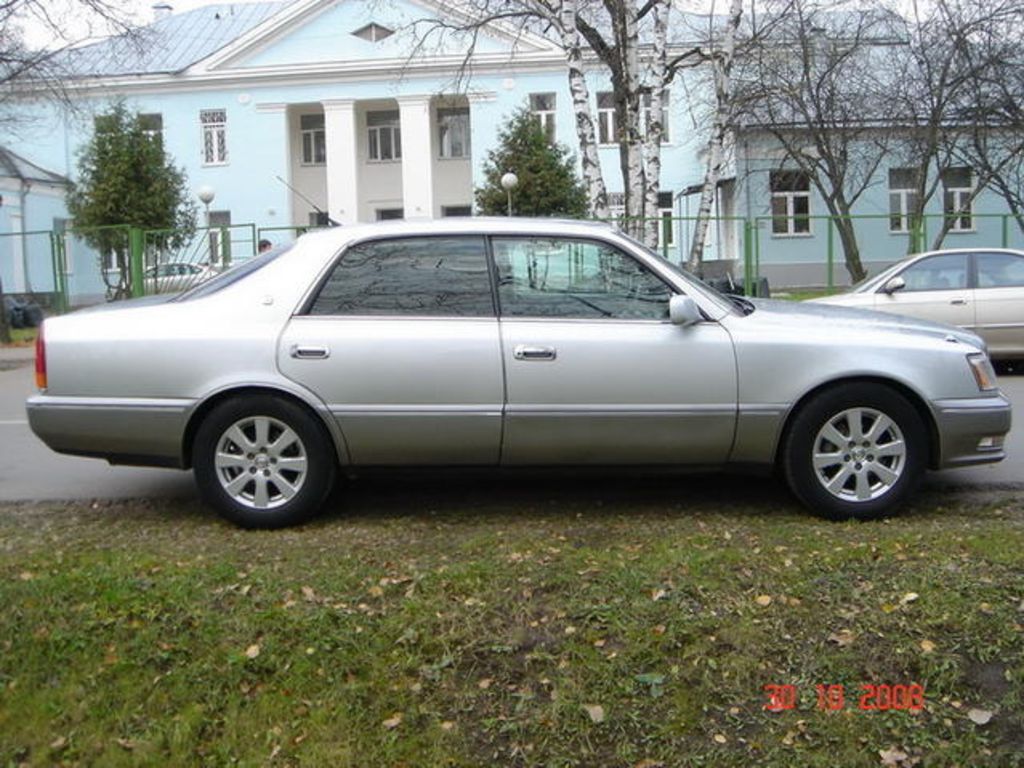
258,239,273,254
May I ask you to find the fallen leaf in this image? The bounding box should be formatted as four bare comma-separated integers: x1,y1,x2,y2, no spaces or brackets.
651,588,668,601
115,738,135,751
900,592,919,605
49,736,68,751
879,746,909,765
17,571,34,581
382,713,403,729
244,644,261,659
368,585,384,598
301,585,316,601
633,761,664,768
713,733,727,744
652,624,666,635
919,639,936,654
755,595,773,607
478,678,493,690
828,629,856,647
583,703,606,723
593,639,606,648
968,708,993,725
440,721,455,731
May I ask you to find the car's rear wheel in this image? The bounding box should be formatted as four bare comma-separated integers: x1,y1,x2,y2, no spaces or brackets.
193,395,336,528
783,383,927,520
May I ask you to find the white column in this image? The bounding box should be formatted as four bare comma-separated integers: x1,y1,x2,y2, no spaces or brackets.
398,95,434,219
254,103,292,225
322,99,359,225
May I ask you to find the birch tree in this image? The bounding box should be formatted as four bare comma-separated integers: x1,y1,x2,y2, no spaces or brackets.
686,0,743,272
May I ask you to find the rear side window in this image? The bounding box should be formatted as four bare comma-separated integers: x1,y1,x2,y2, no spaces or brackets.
308,236,494,317
977,252,1024,288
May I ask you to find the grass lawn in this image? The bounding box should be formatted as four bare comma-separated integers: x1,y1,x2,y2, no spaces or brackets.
1,327,38,347
1,480,1022,767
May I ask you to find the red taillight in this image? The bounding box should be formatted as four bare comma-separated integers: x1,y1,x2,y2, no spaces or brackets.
35,323,46,390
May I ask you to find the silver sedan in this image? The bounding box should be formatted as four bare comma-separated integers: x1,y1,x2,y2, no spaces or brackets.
26,219,1011,528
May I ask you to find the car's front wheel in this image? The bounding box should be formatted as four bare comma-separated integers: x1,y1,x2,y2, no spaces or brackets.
782,383,927,520
193,395,337,528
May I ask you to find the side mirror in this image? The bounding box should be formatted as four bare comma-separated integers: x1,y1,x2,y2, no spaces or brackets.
669,295,703,326
881,276,906,295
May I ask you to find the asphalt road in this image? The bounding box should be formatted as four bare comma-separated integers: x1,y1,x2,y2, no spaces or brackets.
1,350,1021,503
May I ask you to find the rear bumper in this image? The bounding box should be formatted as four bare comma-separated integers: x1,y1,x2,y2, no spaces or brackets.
25,395,192,468
933,393,1012,468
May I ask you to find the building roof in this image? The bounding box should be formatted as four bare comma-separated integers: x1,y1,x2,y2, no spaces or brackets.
61,2,290,77
0,147,69,185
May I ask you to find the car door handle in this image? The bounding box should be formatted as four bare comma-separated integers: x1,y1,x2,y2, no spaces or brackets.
514,344,557,361
950,298,967,306
290,345,330,359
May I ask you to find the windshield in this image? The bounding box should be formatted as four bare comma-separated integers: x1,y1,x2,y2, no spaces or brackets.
173,245,291,301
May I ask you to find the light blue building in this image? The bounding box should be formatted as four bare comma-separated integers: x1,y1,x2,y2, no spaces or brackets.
1,0,1018,303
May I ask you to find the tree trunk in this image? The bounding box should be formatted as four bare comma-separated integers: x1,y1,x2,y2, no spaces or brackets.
0,278,11,344
834,213,866,283
559,0,610,218
689,0,743,272
641,0,669,249
610,1,645,240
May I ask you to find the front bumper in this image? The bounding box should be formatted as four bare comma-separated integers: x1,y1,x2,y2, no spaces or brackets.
26,394,192,468
933,393,1012,468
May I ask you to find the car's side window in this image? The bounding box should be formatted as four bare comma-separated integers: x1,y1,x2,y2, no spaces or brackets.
308,236,494,317
976,252,1024,288
492,237,672,320
898,253,968,292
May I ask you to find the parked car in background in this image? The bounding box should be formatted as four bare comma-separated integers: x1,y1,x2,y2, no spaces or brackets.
811,248,1024,360
27,219,1010,528
144,262,217,294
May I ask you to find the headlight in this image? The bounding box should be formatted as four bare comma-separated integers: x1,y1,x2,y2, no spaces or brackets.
967,353,997,391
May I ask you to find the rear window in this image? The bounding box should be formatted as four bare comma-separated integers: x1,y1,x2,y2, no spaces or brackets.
174,246,289,301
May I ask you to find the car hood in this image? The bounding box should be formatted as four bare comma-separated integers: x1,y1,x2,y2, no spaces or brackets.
745,297,987,351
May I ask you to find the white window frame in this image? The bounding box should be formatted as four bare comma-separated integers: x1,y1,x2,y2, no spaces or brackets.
657,207,676,247
437,107,471,160
888,167,920,233
300,114,326,166
529,93,556,141
943,167,975,233
367,111,401,162
769,171,812,237
200,109,228,166
597,92,617,146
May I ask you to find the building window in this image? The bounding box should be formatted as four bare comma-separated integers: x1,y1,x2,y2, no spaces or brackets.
200,109,228,165
300,114,326,165
437,107,470,159
888,167,920,233
942,166,974,232
530,93,556,141
351,23,393,42
207,210,231,266
367,110,401,162
442,205,472,217
376,208,404,221
643,91,670,142
656,191,675,247
769,170,811,235
597,92,617,145
139,113,163,142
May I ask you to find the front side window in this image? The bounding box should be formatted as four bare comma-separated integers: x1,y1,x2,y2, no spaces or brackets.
300,114,326,165
529,92,556,141
367,110,401,161
308,236,494,317
597,92,617,145
942,166,974,232
888,167,920,233
200,109,228,165
437,107,470,159
977,252,1024,288
492,237,672,320
770,170,811,235
898,253,968,292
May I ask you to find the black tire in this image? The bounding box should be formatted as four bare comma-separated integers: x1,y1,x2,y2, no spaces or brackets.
782,383,927,521
193,395,337,528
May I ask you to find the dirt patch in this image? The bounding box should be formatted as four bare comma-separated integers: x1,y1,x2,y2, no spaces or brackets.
964,659,1012,700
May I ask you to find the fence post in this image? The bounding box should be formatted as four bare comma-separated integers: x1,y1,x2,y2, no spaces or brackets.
743,220,754,297
249,223,258,256
661,216,669,261
51,232,68,313
1002,214,1009,248
826,217,834,291
128,227,145,298
220,226,230,268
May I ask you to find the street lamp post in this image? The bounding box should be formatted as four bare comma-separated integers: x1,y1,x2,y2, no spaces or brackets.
196,185,216,266
500,172,518,217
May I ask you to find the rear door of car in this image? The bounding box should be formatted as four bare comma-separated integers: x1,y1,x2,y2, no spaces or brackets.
874,252,974,328
278,235,504,465
492,235,737,465
973,251,1024,357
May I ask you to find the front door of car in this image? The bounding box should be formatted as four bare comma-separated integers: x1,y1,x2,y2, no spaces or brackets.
492,236,738,465
278,235,503,465
874,252,974,328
